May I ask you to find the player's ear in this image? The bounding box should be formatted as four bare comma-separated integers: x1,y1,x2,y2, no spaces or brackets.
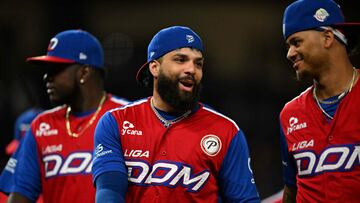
322,29,335,48
149,60,160,78
77,65,91,84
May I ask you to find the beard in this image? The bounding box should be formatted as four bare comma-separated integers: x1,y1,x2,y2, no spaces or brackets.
156,71,202,112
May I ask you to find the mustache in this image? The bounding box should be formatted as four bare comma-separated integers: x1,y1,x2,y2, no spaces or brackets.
178,75,196,82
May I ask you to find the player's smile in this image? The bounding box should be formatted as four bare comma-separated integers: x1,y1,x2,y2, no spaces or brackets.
179,76,195,92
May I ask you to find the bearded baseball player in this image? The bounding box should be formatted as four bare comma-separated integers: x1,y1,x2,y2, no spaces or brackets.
92,26,260,202
280,0,360,202
6,29,129,203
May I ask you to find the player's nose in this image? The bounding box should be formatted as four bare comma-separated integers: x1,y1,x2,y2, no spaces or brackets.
286,46,297,62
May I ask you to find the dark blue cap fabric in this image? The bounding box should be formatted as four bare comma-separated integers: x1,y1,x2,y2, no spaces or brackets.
6,108,42,155
283,0,360,40
27,29,104,68
136,26,204,86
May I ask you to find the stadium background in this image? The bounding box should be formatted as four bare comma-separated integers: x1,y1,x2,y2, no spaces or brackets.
0,0,358,199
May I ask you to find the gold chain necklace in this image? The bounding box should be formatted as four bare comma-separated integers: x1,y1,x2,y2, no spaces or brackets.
150,97,191,128
66,93,107,137
313,67,357,120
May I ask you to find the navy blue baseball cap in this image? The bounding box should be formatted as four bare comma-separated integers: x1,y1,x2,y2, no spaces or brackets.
136,26,204,86
283,0,360,40
27,29,104,68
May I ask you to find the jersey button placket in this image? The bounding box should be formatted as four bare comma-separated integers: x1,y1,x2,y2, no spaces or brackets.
161,151,166,156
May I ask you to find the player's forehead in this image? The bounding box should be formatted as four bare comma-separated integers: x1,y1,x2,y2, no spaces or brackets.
163,47,203,59
286,30,317,44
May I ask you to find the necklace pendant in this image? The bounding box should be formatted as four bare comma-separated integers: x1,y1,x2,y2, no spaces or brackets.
164,122,172,128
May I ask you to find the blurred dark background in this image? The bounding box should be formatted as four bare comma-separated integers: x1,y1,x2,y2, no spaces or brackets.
1,0,359,200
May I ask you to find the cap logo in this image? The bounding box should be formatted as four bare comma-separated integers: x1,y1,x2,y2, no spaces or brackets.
314,8,329,22
48,38,58,51
186,35,194,43
79,52,87,60
150,51,155,58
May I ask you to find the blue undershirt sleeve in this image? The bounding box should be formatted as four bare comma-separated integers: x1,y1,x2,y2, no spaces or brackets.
11,130,41,202
219,130,260,202
95,171,128,203
279,124,297,187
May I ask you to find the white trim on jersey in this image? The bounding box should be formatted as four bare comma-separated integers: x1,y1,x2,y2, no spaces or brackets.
110,96,130,105
38,105,66,116
109,98,148,113
202,106,240,131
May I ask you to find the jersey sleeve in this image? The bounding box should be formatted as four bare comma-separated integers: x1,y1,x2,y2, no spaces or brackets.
279,124,297,187
0,139,24,194
218,130,260,202
11,130,41,201
92,111,127,185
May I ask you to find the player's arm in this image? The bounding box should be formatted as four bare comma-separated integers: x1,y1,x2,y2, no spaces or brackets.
8,130,41,203
92,112,128,203
282,185,297,203
218,129,260,202
7,192,32,203
279,124,297,203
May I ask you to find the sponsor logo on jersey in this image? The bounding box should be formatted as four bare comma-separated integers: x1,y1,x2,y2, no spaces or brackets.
5,157,17,174
94,144,112,158
43,152,93,178
201,134,221,156
121,121,143,136
126,160,210,192
42,144,63,155
294,144,360,177
287,117,307,135
124,149,149,158
36,122,58,137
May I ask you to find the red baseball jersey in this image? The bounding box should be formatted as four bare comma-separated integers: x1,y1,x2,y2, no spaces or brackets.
11,94,128,203
93,97,259,202
280,73,360,202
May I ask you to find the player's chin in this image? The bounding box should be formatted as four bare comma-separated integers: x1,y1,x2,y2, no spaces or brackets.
48,95,64,106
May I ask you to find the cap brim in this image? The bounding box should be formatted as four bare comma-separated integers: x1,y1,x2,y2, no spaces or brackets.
333,22,360,33
5,139,19,155
136,61,151,87
26,55,75,64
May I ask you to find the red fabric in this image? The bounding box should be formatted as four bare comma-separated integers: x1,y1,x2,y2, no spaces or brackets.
280,70,360,202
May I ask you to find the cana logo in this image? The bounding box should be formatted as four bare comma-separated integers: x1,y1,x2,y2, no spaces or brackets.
36,122,58,137
122,121,143,136
201,135,221,156
48,38,58,51
287,117,307,135
314,8,329,22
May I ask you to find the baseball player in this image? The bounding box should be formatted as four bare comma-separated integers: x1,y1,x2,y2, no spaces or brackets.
7,29,129,203
280,0,360,202
92,26,260,202
0,108,43,203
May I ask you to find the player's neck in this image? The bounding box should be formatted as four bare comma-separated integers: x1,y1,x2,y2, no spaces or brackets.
314,65,357,100
69,90,106,113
